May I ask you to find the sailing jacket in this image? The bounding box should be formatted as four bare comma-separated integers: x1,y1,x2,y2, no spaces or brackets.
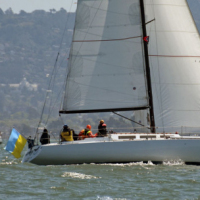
40,131,50,145
61,127,74,141
78,128,97,140
98,123,107,136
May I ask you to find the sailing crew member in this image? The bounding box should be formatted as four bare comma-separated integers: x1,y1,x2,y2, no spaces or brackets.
98,120,107,137
60,125,75,142
40,128,50,145
78,124,97,140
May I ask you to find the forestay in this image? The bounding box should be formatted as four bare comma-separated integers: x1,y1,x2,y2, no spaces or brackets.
145,0,200,132
62,0,149,113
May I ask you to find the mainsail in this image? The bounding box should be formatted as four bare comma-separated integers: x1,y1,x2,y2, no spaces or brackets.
61,0,200,133
62,0,149,113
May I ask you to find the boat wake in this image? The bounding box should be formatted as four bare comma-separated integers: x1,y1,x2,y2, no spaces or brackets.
92,161,155,167
163,159,185,166
61,172,101,179
96,196,118,200
0,156,19,165
92,160,185,166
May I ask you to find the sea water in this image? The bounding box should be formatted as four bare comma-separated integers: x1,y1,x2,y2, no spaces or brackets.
1,140,200,200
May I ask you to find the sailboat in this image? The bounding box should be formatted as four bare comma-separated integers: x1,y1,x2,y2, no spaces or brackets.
22,0,200,165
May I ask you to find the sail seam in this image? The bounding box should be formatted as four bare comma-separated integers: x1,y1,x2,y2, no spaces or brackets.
146,4,186,7
73,36,142,42
67,79,145,97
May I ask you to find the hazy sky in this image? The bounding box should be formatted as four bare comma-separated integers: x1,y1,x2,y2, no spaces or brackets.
0,0,77,13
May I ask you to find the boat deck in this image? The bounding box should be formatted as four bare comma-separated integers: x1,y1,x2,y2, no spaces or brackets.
54,133,200,146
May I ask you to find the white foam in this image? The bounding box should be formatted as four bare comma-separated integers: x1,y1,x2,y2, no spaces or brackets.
93,161,155,167
163,159,184,166
61,172,101,179
96,196,127,200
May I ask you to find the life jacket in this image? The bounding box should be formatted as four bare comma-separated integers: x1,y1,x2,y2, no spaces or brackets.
61,128,74,141
79,128,92,140
84,128,91,136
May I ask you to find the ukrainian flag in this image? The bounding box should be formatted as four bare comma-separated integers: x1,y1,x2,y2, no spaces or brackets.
4,128,27,158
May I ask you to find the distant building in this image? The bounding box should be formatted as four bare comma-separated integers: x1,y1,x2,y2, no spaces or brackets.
18,77,38,91
0,77,38,91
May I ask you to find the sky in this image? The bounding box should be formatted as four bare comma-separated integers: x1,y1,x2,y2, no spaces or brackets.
0,0,199,14
0,0,77,13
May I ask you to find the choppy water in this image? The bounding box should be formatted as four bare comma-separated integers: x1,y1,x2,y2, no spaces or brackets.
1,140,200,200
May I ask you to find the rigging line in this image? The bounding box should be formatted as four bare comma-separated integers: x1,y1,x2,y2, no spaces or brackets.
73,36,142,42
45,1,75,121
57,49,72,110
45,81,66,124
44,1,75,124
33,1,76,144
57,0,75,53
47,45,71,119
50,132,58,142
46,2,74,110
59,116,65,125
34,52,60,144
45,63,59,122
45,78,66,127
44,50,63,125
45,52,69,125
46,0,74,108
53,39,71,111
35,1,75,138
112,111,150,129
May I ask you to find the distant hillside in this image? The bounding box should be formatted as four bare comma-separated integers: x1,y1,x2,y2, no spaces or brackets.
0,8,76,134
0,8,75,84
0,4,200,135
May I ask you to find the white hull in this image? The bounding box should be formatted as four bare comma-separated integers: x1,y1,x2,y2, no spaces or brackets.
22,133,200,165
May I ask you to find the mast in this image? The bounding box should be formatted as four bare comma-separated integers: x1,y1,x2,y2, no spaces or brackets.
140,0,155,133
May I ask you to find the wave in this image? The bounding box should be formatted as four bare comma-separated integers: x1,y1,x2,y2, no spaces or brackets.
61,172,101,179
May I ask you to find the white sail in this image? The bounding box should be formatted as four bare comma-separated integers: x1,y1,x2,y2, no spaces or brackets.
63,0,149,113
145,0,200,132
23,0,200,166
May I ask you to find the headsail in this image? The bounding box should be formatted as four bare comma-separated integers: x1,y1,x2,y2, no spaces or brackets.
145,0,200,132
61,0,149,113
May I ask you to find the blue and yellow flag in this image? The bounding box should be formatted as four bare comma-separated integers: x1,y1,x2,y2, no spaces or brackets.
4,128,27,158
